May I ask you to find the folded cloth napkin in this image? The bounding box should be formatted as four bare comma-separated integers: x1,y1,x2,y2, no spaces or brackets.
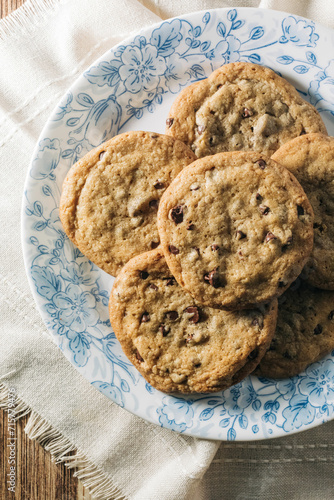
0,1,333,499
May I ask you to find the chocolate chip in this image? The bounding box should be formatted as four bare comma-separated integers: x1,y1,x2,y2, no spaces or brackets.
139,271,149,280
165,277,175,286
259,205,270,215
256,193,263,202
198,125,205,134
194,247,200,255
187,223,195,230
184,306,200,324
209,137,214,145
256,159,266,169
204,268,223,288
165,311,179,321
278,280,286,288
169,245,179,254
99,151,106,160
159,324,170,337
135,350,144,362
297,205,304,216
242,108,253,118
211,244,220,251
154,181,165,189
190,185,200,191
170,205,184,224
166,118,174,128
194,362,201,368
216,84,222,90
236,230,246,240
283,351,293,359
265,232,277,243
149,199,159,210
248,348,259,360
151,134,158,139
314,324,323,335
328,311,334,321
150,241,159,249
140,312,150,323
282,236,293,251
300,128,306,136
149,283,158,291
313,222,325,232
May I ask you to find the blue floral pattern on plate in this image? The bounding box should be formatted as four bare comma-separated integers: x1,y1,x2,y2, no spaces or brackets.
22,8,334,440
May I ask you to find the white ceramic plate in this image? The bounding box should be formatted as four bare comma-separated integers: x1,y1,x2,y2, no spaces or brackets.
22,8,334,440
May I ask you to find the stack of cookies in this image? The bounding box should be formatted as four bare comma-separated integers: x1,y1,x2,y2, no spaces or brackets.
60,62,334,393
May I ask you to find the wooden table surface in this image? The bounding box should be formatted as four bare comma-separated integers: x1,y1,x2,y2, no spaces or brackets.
0,2,93,499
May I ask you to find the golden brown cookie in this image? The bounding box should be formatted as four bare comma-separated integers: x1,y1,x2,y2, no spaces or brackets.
165,62,327,157
109,249,278,393
157,151,314,310
272,133,334,290
255,279,334,378
59,131,196,276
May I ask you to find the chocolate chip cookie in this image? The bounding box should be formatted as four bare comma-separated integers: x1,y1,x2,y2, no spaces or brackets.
165,62,327,157
272,133,334,290
109,249,278,393
255,279,334,378
60,131,196,276
157,151,314,310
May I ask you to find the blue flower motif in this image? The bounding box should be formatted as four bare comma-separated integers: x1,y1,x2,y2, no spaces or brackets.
31,138,61,180
207,35,241,63
60,261,100,286
274,377,297,400
157,397,194,432
299,360,334,408
92,381,124,407
119,44,166,93
282,394,315,431
280,16,319,47
309,60,334,114
52,283,99,332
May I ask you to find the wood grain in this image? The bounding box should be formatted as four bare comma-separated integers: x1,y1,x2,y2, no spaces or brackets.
0,1,94,498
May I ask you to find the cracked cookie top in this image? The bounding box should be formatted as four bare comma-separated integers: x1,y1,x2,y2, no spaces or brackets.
59,131,196,276
109,249,277,393
157,151,314,310
165,62,327,157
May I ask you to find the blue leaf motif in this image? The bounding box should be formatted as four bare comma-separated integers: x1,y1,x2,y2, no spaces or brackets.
249,26,264,40
150,19,182,57
185,37,192,47
294,65,309,74
193,26,201,38
42,185,52,196
207,399,220,405
120,379,130,392
277,55,294,64
227,428,237,441
38,245,49,254
61,149,74,159
34,201,43,216
227,9,237,22
252,425,259,433
247,53,261,64
34,221,47,231
217,22,226,37
282,395,316,431
67,329,91,367
29,236,39,246
239,414,248,429
31,265,62,300
232,20,244,30
76,93,94,107
145,382,154,394
219,418,230,428
201,41,211,52
306,51,317,64
202,12,210,24
252,399,261,411
85,60,122,87
67,117,81,127
190,64,206,79
199,408,214,421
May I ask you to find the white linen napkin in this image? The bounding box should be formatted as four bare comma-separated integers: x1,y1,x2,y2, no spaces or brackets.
0,1,333,499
